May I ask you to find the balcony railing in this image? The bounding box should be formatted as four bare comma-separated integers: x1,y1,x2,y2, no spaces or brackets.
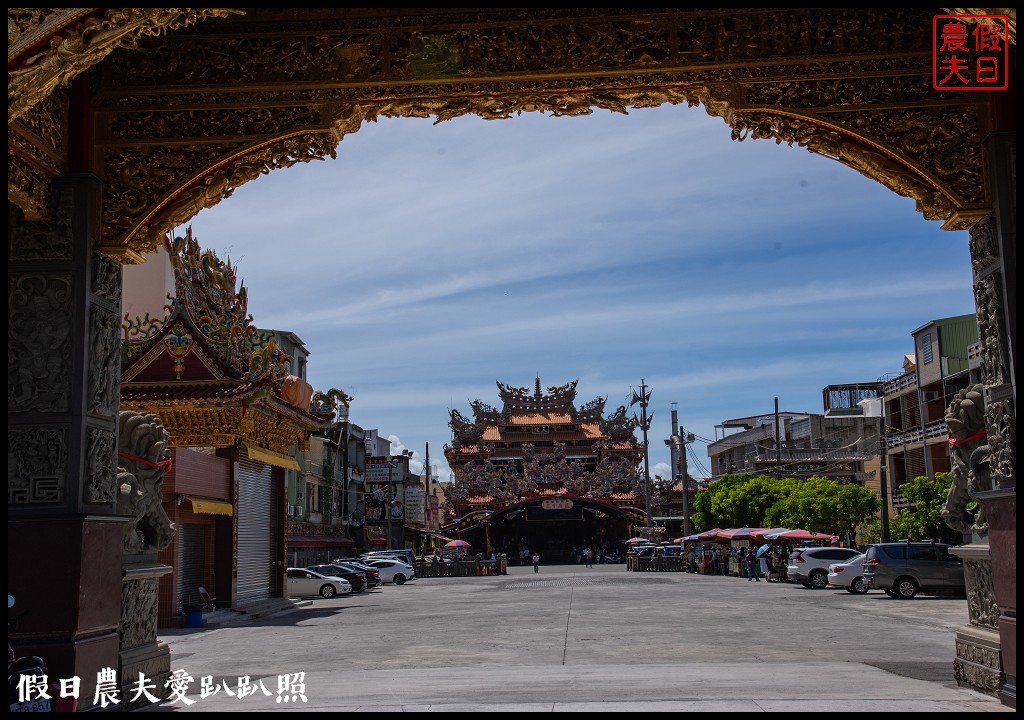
886,420,948,447
883,372,918,396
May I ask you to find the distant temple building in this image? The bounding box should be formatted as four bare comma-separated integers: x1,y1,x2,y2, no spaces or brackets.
443,378,647,560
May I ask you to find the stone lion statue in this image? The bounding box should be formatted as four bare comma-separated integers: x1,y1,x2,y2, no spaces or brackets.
117,411,175,554
941,384,990,535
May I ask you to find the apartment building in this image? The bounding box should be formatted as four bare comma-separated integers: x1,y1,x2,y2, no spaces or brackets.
882,314,979,508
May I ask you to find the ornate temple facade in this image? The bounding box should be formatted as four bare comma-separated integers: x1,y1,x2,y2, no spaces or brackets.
120,229,339,626
444,378,645,520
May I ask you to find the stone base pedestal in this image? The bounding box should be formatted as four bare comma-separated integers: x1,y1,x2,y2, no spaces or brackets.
119,641,172,709
954,624,1003,697
120,560,173,709
950,542,1003,698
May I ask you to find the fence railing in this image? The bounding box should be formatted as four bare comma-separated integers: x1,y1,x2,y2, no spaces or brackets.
414,557,507,578
626,554,685,572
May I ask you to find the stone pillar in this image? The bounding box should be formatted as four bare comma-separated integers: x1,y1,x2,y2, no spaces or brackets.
8,176,127,711
979,489,1017,708
962,128,1016,709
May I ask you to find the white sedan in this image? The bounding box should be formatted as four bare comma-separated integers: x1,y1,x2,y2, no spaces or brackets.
826,553,869,594
286,568,352,599
362,559,415,585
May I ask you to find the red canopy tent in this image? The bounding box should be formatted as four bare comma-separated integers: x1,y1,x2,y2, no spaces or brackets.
716,527,772,541
767,529,838,542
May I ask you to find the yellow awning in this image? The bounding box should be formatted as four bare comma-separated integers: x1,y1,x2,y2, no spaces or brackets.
245,445,301,471
189,497,233,516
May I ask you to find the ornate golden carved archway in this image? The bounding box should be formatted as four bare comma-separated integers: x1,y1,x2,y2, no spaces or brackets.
6,7,1017,708
9,8,1015,261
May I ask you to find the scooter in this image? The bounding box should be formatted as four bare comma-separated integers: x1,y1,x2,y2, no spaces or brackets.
8,595,75,712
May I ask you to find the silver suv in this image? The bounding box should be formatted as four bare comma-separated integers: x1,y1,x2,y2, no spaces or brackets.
786,546,862,589
862,540,965,599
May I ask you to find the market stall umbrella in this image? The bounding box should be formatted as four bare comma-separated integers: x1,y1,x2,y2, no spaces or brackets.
768,529,838,542
625,537,652,544
716,527,772,541
751,527,790,540
445,540,470,548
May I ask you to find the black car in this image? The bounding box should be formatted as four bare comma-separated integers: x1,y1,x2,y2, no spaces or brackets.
332,559,384,588
333,562,382,589
306,564,367,593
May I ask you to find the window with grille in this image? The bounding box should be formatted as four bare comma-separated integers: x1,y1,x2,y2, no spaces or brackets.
922,333,933,364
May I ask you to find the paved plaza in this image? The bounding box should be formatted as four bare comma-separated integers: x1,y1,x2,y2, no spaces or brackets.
151,563,1011,712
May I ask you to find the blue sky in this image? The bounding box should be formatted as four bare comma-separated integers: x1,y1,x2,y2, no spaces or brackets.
183,103,977,483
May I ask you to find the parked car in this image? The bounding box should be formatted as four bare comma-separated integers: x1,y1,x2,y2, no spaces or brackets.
826,553,869,594
335,558,385,578
359,549,417,567
786,546,862,589
335,562,382,588
306,564,368,593
361,558,415,585
286,568,352,599
862,540,966,599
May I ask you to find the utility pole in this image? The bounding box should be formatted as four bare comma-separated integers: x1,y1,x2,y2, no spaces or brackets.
631,379,654,530
879,419,891,542
425,442,431,497
774,396,782,481
666,404,694,537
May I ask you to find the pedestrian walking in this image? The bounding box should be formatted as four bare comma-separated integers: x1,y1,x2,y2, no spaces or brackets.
584,547,593,568
533,552,541,573
687,548,696,573
759,551,770,581
745,547,760,581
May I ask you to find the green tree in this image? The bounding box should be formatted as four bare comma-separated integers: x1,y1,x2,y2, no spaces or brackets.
694,473,878,542
691,474,756,531
888,473,961,544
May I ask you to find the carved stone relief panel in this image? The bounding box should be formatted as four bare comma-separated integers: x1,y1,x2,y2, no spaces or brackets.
973,272,1009,388
88,307,122,417
86,427,117,505
7,427,67,504
985,398,1015,492
8,195,73,262
8,274,73,413
119,576,160,651
92,250,122,304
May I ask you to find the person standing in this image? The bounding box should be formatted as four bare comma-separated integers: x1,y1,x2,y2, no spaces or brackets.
532,552,541,573
745,547,760,581
759,550,771,581
687,547,696,573
584,547,593,568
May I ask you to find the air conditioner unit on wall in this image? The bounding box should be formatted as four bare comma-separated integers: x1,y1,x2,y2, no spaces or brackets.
923,391,940,402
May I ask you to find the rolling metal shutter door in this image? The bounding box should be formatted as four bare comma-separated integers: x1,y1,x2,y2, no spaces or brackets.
236,456,273,607
178,523,206,607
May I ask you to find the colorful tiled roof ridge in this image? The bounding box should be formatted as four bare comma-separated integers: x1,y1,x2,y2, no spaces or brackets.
169,228,282,379
497,376,578,411
123,228,291,385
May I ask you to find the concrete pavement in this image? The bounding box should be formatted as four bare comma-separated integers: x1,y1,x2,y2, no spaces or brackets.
148,563,1012,712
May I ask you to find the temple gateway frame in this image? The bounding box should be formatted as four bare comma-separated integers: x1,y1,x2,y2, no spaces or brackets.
7,7,1016,709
